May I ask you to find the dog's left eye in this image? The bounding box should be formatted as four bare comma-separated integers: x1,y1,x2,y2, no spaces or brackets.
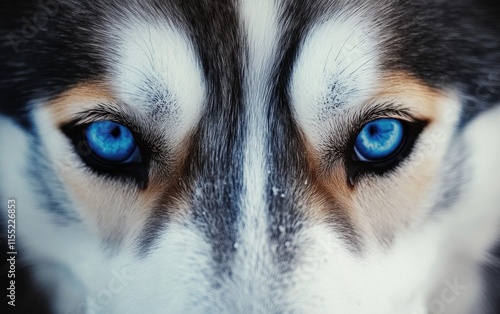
345,116,426,183
354,118,404,162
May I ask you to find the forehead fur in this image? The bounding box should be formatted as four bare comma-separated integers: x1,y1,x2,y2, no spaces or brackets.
1,0,499,119
105,16,206,141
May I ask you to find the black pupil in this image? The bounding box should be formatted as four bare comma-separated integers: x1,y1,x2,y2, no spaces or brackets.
368,125,378,136
110,126,121,138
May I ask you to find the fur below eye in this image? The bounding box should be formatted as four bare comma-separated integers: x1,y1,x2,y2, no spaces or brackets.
84,121,140,163
354,119,404,162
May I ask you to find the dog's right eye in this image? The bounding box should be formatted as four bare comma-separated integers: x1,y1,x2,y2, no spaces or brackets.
84,121,141,164
62,119,149,187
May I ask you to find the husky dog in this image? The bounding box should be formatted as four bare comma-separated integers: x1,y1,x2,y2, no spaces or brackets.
1,0,499,313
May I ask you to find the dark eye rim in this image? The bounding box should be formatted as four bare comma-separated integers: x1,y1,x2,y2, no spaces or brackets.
61,120,150,188
345,118,428,186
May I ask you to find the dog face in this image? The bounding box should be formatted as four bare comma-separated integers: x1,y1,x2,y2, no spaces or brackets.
1,0,500,313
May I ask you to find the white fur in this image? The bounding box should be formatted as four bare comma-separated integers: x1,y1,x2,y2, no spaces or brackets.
287,224,437,313
99,222,214,313
0,115,99,313
430,104,500,313
107,16,206,145
290,10,381,145
218,0,283,310
287,104,500,314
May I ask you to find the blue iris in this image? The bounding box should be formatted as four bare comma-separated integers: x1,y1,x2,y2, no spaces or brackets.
84,121,138,163
355,119,404,161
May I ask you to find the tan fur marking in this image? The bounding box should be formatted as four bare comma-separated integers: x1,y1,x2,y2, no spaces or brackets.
354,72,460,244
56,151,190,247
298,129,355,223
373,72,442,122
43,82,193,246
47,82,119,126
302,71,460,245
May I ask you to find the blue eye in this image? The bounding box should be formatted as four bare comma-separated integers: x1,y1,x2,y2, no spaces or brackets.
84,121,139,163
354,119,404,161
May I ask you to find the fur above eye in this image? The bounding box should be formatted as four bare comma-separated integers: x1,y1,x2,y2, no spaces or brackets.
354,119,404,162
84,121,141,163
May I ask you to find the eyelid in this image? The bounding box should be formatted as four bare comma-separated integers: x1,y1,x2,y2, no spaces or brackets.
59,106,171,169
351,102,417,127
319,103,428,172
331,102,420,147
69,105,137,130
346,103,425,145
61,105,155,150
